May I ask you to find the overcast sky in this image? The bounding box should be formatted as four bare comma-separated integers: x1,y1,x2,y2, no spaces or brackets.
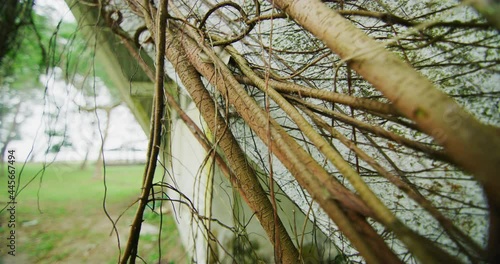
35,0,75,23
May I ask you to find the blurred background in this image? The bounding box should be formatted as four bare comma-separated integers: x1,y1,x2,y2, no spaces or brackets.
0,1,185,263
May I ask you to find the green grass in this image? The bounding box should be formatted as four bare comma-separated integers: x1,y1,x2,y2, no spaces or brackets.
30,231,63,258
0,162,186,264
15,162,144,203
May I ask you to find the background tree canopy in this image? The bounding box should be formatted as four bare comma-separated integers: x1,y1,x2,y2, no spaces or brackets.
31,0,500,263
0,0,124,164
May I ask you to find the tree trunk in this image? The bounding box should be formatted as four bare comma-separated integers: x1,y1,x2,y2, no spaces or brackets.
0,102,21,171
162,26,301,264
93,105,118,179
175,24,402,263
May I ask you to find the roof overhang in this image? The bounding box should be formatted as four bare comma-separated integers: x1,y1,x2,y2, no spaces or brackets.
64,0,155,133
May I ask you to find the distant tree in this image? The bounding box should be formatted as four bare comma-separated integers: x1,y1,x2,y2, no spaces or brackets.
0,0,36,64
1,1,121,167
0,0,44,164
76,99,121,178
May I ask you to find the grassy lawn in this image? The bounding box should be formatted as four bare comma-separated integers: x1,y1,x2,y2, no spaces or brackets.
0,162,186,264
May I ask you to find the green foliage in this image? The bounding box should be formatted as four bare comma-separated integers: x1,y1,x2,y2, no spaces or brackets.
47,140,72,153
0,5,113,157
0,0,34,65
0,4,104,93
0,11,62,153
0,12,47,91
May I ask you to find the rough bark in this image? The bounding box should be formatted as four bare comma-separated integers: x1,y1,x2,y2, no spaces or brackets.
229,45,458,263
176,25,403,263
272,0,500,261
162,27,301,263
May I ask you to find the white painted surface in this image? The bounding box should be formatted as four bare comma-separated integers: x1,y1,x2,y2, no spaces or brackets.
167,100,338,262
